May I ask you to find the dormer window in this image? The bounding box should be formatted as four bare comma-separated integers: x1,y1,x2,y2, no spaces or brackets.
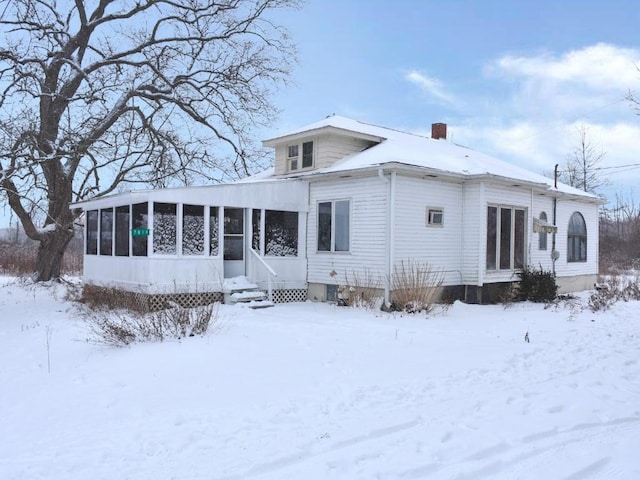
302,141,313,168
287,140,314,171
287,145,299,170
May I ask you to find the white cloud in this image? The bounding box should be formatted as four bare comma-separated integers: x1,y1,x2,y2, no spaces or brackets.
405,71,457,105
451,119,640,201
437,44,640,202
484,43,640,123
401,44,640,203
493,43,640,91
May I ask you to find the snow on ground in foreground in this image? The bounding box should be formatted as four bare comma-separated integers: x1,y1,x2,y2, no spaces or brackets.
1,278,639,480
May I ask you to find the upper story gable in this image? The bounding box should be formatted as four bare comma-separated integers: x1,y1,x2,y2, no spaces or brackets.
263,116,387,176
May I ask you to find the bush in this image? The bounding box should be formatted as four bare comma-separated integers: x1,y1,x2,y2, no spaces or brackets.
516,266,558,303
339,270,383,310
83,302,222,347
589,275,640,312
389,260,444,314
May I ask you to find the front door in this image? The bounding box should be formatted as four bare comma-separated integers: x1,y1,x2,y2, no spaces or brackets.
223,207,245,278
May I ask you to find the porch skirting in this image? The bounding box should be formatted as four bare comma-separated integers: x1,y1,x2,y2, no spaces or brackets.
82,284,308,311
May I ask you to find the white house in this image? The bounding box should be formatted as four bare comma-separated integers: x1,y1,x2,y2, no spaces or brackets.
71,115,602,305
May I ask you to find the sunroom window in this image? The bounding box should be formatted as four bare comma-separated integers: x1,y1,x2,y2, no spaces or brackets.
86,210,98,255
266,210,298,256
100,208,113,256
153,202,177,254
115,205,130,256
182,204,205,255
132,202,148,257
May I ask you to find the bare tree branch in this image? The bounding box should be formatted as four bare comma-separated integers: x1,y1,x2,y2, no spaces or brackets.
0,0,299,279
559,124,609,196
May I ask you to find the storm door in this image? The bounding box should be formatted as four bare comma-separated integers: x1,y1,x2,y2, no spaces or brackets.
223,207,245,278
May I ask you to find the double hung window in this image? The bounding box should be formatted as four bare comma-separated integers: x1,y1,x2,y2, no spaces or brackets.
287,141,314,171
318,200,350,252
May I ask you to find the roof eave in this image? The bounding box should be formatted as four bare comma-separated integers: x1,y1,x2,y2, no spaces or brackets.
263,125,386,148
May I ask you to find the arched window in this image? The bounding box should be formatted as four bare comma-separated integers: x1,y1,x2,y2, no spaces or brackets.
567,212,587,262
538,211,548,250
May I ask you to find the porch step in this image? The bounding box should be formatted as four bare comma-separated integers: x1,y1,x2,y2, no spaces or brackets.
245,299,275,309
222,276,273,308
230,290,267,302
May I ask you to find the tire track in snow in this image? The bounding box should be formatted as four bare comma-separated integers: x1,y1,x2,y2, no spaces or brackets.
211,417,423,480
397,415,640,479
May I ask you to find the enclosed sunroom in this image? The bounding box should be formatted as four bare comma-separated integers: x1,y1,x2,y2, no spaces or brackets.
72,178,309,304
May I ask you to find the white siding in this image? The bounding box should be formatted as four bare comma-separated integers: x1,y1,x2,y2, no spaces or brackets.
475,184,598,284
84,255,224,294
529,194,556,271
461,182,483,285
307,176,387,286
274,144,287,176
392,176,464,286
481,184,535,283
554,199,599,277
316,134,375,169
273,134,377,175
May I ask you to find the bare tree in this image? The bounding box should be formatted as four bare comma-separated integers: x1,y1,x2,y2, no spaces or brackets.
0,0,297,281
559,124,609,195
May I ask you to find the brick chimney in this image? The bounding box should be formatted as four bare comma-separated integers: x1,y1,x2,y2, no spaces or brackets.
431,122,447,140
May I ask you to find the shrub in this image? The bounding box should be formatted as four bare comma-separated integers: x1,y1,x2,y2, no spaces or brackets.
516,265,558,303
78,283,149,312
339,270,383,310
83,302,222,347
589,275,640,312
389,260,444,314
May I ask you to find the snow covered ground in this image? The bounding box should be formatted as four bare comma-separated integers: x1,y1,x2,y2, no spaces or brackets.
1,277,639,479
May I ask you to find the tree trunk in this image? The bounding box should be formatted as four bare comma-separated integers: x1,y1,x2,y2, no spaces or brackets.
36,227,75,281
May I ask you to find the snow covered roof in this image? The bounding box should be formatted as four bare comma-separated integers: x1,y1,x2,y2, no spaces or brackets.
265,115,602,201
262,116,389,146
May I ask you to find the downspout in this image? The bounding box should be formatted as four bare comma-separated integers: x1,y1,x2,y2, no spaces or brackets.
478,182,485,288
552,196,557,275
552,164,558,276
378,168,392,306
390,171,396,302
529,188,534,267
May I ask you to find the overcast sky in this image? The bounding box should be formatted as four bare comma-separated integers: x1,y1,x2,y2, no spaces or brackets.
264,0,640,205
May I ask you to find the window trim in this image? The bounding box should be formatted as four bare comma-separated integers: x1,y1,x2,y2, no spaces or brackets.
426,207,444,226
317,199,351,253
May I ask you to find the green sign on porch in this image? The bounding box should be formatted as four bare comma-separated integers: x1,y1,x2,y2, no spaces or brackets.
131,228,150,237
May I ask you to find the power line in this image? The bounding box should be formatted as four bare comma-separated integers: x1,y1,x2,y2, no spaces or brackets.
557,162,640,174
